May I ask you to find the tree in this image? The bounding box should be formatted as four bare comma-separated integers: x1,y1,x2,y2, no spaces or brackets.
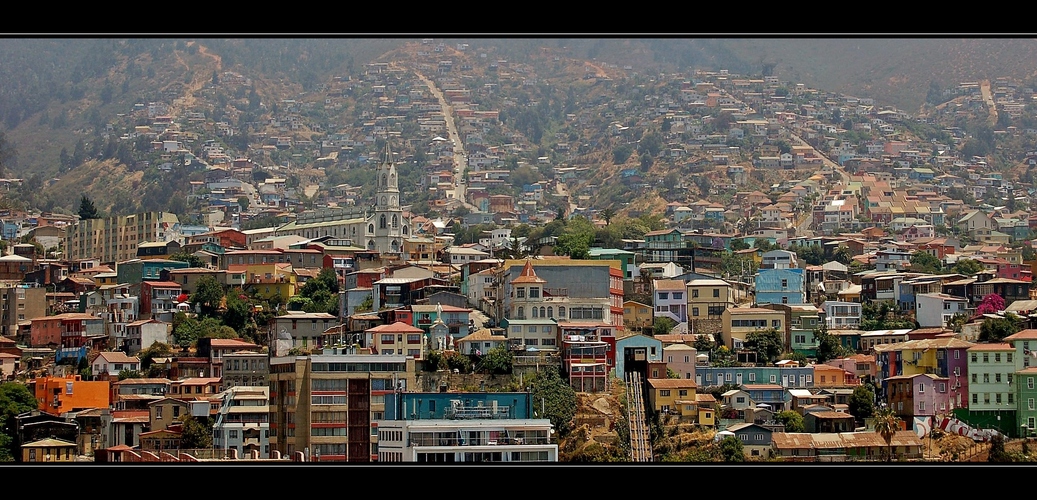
118,369,142,380
191,275,225,318
976,293,1006,316
0,382,37,461
848,385,875,424
951,258,984,276
874,405,903,462
653,317,677,336
813,320,845,363
178,415,213,450
979,314,1023,342
170,251,204,268
476,344,512,375
743,328,784,364
718,435,745,462
909,251,943,274
774,410,805,432
599,207,616,226
528,367,577,438
78,195,100,220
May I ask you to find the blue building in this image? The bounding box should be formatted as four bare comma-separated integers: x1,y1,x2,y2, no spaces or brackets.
755,268,806,305
384,392,533,421
612,332,663,383
696,366,815,390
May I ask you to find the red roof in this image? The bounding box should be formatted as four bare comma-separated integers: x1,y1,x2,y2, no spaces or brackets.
510,259,546,284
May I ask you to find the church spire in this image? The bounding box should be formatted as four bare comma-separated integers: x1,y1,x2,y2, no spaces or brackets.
381,137,393,167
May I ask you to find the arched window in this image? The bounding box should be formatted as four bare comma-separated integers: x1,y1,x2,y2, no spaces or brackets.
352,227,356,235
368,224,374,233
380,215,387,229
517,306,524,319
540,307,546,318
392,215,398,228
380,196,387,206
381,174,387,187
558,306,566,319
403,226,408,235
547,306,553,318
532,307,538,318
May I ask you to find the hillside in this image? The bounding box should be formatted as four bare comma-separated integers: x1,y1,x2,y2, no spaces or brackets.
2,38,1037,217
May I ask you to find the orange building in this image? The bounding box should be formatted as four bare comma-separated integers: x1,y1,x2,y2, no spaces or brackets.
811,363,855,388
33,375,110,416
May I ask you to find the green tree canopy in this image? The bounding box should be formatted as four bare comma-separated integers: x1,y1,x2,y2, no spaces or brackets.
529,367,577,438
0,382,37,462
744,328,784,364
718,435,745,462
979,314,1023,342
476,344,512,375
78,195,100,220
774,410,804,432
653,316,678,336
909,251,943,274
170,251,204,268
848,385,875,423
178,415,213,450
951,258,984,276
190,275,225,318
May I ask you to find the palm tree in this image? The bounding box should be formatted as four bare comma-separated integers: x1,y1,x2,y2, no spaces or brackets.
874,405,902,462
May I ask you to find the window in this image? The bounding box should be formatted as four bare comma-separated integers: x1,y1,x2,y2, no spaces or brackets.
781,279,788,288
660,390,671,397
772,320,780,328
692,307,700,317
1008,353,1014,363
673,292,683,300
919,383,925,393
173,406,180,418
1029,398,1035,411
983,353,989,363
1030,377,1035,390
692,289,699,298
995,353,1001,363
972,373,978,383
984,374,990,383
996,393,1002,404
996,373,1002,383
972,353,978,362
156,406,163,419
955,350,960,359
713,289,720,298
973,394,978,404
659,292,669,300
748,373,755,382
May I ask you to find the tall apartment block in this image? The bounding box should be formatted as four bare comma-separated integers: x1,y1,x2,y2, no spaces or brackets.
65,212,181,264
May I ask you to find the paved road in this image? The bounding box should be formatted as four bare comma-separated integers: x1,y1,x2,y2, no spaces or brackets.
415,71,477,212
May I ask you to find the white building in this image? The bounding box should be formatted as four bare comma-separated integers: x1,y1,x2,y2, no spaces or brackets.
915,293,969,328
820,301,862,329
375,418,557,463
213,385,270,459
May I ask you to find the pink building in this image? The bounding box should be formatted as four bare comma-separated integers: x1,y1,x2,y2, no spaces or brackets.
828,354,878,383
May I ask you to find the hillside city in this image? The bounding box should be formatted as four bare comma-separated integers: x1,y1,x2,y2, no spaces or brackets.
4,39,1037,463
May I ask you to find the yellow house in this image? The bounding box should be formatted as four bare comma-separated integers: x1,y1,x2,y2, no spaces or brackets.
623,300,653,334
721,307,786,350
695,393,717,427
22,437,77,462
647,378,699,418
687,278,735,327
236,262,297,301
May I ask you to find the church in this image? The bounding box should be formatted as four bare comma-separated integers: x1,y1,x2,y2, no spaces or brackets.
364,141,411,254
272,141,410,256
